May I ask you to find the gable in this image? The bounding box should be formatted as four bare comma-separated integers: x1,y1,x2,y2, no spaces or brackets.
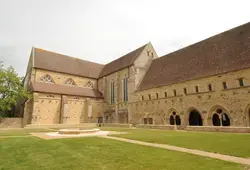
98,44,147,78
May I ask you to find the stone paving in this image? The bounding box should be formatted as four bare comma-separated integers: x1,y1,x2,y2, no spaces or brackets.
101,135,250,166
29,131,127,140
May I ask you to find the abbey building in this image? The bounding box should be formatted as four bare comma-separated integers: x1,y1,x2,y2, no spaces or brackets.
23,22,250,129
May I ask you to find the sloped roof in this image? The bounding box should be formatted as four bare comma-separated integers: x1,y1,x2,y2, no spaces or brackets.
33,48,104,79
139,22,250,91
31,82,103,98
98,44,147,77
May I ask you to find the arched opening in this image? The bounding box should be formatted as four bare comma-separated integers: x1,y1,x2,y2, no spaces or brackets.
221,113,230,126
175,115,181,125
169,115,175,125
212,114,220,126
189,110,203,126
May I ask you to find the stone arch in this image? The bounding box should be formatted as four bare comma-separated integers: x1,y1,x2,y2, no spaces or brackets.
245,104,250,127
185,107,203,126
209,105,231,127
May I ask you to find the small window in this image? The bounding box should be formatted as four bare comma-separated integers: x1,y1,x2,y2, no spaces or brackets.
151,52,154,58
148,94,151,100
141,95,144,101
208,84,212,91
147,51,150,56
238,78,244,87
222,82,227,89
164,91,167,98
195,86,199,93
173,90,177,96
183,88,187,95
156,93,158,99
143,118,148,124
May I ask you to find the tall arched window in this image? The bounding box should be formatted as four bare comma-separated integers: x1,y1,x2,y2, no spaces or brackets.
40,74,54,83
84,81,94,89
65,78,76,86
110,81,115,104
122,77,128,102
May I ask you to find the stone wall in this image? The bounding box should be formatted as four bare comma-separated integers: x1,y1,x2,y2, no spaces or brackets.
25,92,105,125
129,68,250,127
0,118,22,128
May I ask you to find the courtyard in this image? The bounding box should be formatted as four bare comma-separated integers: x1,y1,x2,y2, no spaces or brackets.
1,128,250,170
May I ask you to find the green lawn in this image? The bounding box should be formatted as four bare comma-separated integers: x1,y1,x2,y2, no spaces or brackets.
101,127,250,158
0,135,246,170
0,128,57,136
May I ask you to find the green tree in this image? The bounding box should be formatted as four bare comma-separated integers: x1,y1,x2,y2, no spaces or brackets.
0,62,30,117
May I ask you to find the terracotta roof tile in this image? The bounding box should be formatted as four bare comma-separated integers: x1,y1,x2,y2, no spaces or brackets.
99,44,147,77
31,82,103,98
33,48,104,79
139,22,250,90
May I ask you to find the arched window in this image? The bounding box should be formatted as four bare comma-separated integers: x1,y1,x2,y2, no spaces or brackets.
222,113,230,126
65,78,76,86
169,111,181,125
40,74,54,83
84,81,94,89
212,114,220,126
175,115,181,125
169,115,175,125
148,118,153,124
211,107,230,126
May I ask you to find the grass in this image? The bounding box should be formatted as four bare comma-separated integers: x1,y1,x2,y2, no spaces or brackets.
0,128,57,136
101,127,250,158
0,135,246,170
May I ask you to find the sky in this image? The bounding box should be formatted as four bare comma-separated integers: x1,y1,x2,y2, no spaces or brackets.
0,0,249,76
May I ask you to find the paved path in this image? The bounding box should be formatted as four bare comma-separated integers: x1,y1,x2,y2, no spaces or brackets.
101,136,250,166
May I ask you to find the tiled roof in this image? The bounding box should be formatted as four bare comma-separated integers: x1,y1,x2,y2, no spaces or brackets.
138,22,250,90
98,44,147,77
33,48,104,79
31,82,103,98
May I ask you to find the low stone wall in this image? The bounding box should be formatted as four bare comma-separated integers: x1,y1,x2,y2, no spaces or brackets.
101,123,132,128
0,118,23,128
186,126,250,133
24,123,97,129
136,124,183,130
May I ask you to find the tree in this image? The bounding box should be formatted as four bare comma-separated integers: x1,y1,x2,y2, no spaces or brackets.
0,62,30,117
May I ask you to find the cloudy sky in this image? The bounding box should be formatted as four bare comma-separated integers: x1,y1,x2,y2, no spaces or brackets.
0,0,249,76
